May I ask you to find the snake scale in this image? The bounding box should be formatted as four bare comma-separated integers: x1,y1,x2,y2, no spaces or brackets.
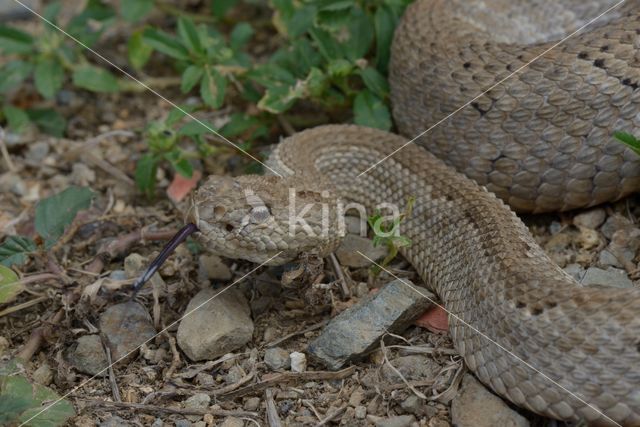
186,0,640,425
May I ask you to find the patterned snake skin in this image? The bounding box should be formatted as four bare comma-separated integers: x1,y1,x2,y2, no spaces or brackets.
392,0,640,213
189,1,640,425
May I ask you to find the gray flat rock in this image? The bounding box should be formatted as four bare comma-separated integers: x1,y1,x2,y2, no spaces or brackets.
308,279,433,370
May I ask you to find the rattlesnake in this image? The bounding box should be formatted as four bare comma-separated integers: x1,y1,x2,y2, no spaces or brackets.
183,0,640,425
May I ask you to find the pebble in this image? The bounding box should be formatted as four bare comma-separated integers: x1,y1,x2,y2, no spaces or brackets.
219,417,244,427
573,208,606,229
308,279,433,370
174,420,191,427
184,393,210,422
71,162,96,186
108,270,128,281
400,395,428,416
374,415,416,427
198,254,232,282
244,397,260,411
26,141,50,164
355,405,367,419
124,253,165,290
32,362,53,386
177,287,254,361
0,172,26,196
600,214,633,239
356,282,370,298
100,416,131,427
581,267,633,288
0,336,9,356
99,301,156,360
563,264,585,282
290,351,307,372
381,355,440,382
335,235,388,268
264,347,291,370
67,334,108,376
451,374,529,427
195,372,215,387
576,226,600,250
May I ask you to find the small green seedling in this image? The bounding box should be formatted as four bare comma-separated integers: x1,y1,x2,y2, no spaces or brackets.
614,131,640,156
367,196,415,275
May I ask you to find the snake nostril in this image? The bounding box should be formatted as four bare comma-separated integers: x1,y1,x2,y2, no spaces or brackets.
531,307,543,316
515,301,526,309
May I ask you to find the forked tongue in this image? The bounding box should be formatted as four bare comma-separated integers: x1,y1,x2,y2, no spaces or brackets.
130,223,199,296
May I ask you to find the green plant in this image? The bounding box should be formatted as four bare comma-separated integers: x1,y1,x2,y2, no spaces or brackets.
1,0,410,197
0,359,75,426
250,0,410,130
0,0,121,135
135,107,268,197
0,186,94,266
367,195,414,273
614,131,640,156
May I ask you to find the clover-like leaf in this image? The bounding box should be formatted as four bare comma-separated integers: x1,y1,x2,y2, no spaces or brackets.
35,186,95,248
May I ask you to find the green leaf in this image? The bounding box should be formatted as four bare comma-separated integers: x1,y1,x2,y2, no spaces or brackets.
305,67,327,98
309,27,343,61
34,57,64,99
120,0,153,22
181,65,204,93
128,29,153,69
359,67,389,98
229,22,253,51
353,90,391,130
614,131,640,155
327,59,352,78
166,105,196,126
26,108,66,137
0,264,22,303
165,151,193,178
219,113,265,138
200,66,226,108
0,25,34,54
43,1,62,23
0,236,36,268
142,28,189,61
257,82,305,114
35,186,95,248
3,106,30,133
177,17,203,54
285,5,316,38
135,153,158,198
374,5,395,74
178,119,217,136
210,0,237,18
344,7,373,61
0,362,75,426
0,61,33,94
73,65,119,93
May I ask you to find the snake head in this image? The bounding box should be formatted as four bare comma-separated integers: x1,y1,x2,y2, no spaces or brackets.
186,175,340,265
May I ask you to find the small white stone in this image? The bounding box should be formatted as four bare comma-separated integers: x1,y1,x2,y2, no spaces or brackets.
290,351,307,373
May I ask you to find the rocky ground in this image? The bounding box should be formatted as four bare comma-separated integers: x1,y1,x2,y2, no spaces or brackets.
2,91,639,426
2,4,640,427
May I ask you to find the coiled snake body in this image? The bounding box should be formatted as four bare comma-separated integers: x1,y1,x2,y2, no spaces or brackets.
190,1,640,425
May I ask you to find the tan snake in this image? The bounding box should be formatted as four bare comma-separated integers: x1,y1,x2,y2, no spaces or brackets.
183,0,640,425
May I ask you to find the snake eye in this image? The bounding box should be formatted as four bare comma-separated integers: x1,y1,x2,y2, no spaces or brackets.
225,223,235,232
250,206,270,223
